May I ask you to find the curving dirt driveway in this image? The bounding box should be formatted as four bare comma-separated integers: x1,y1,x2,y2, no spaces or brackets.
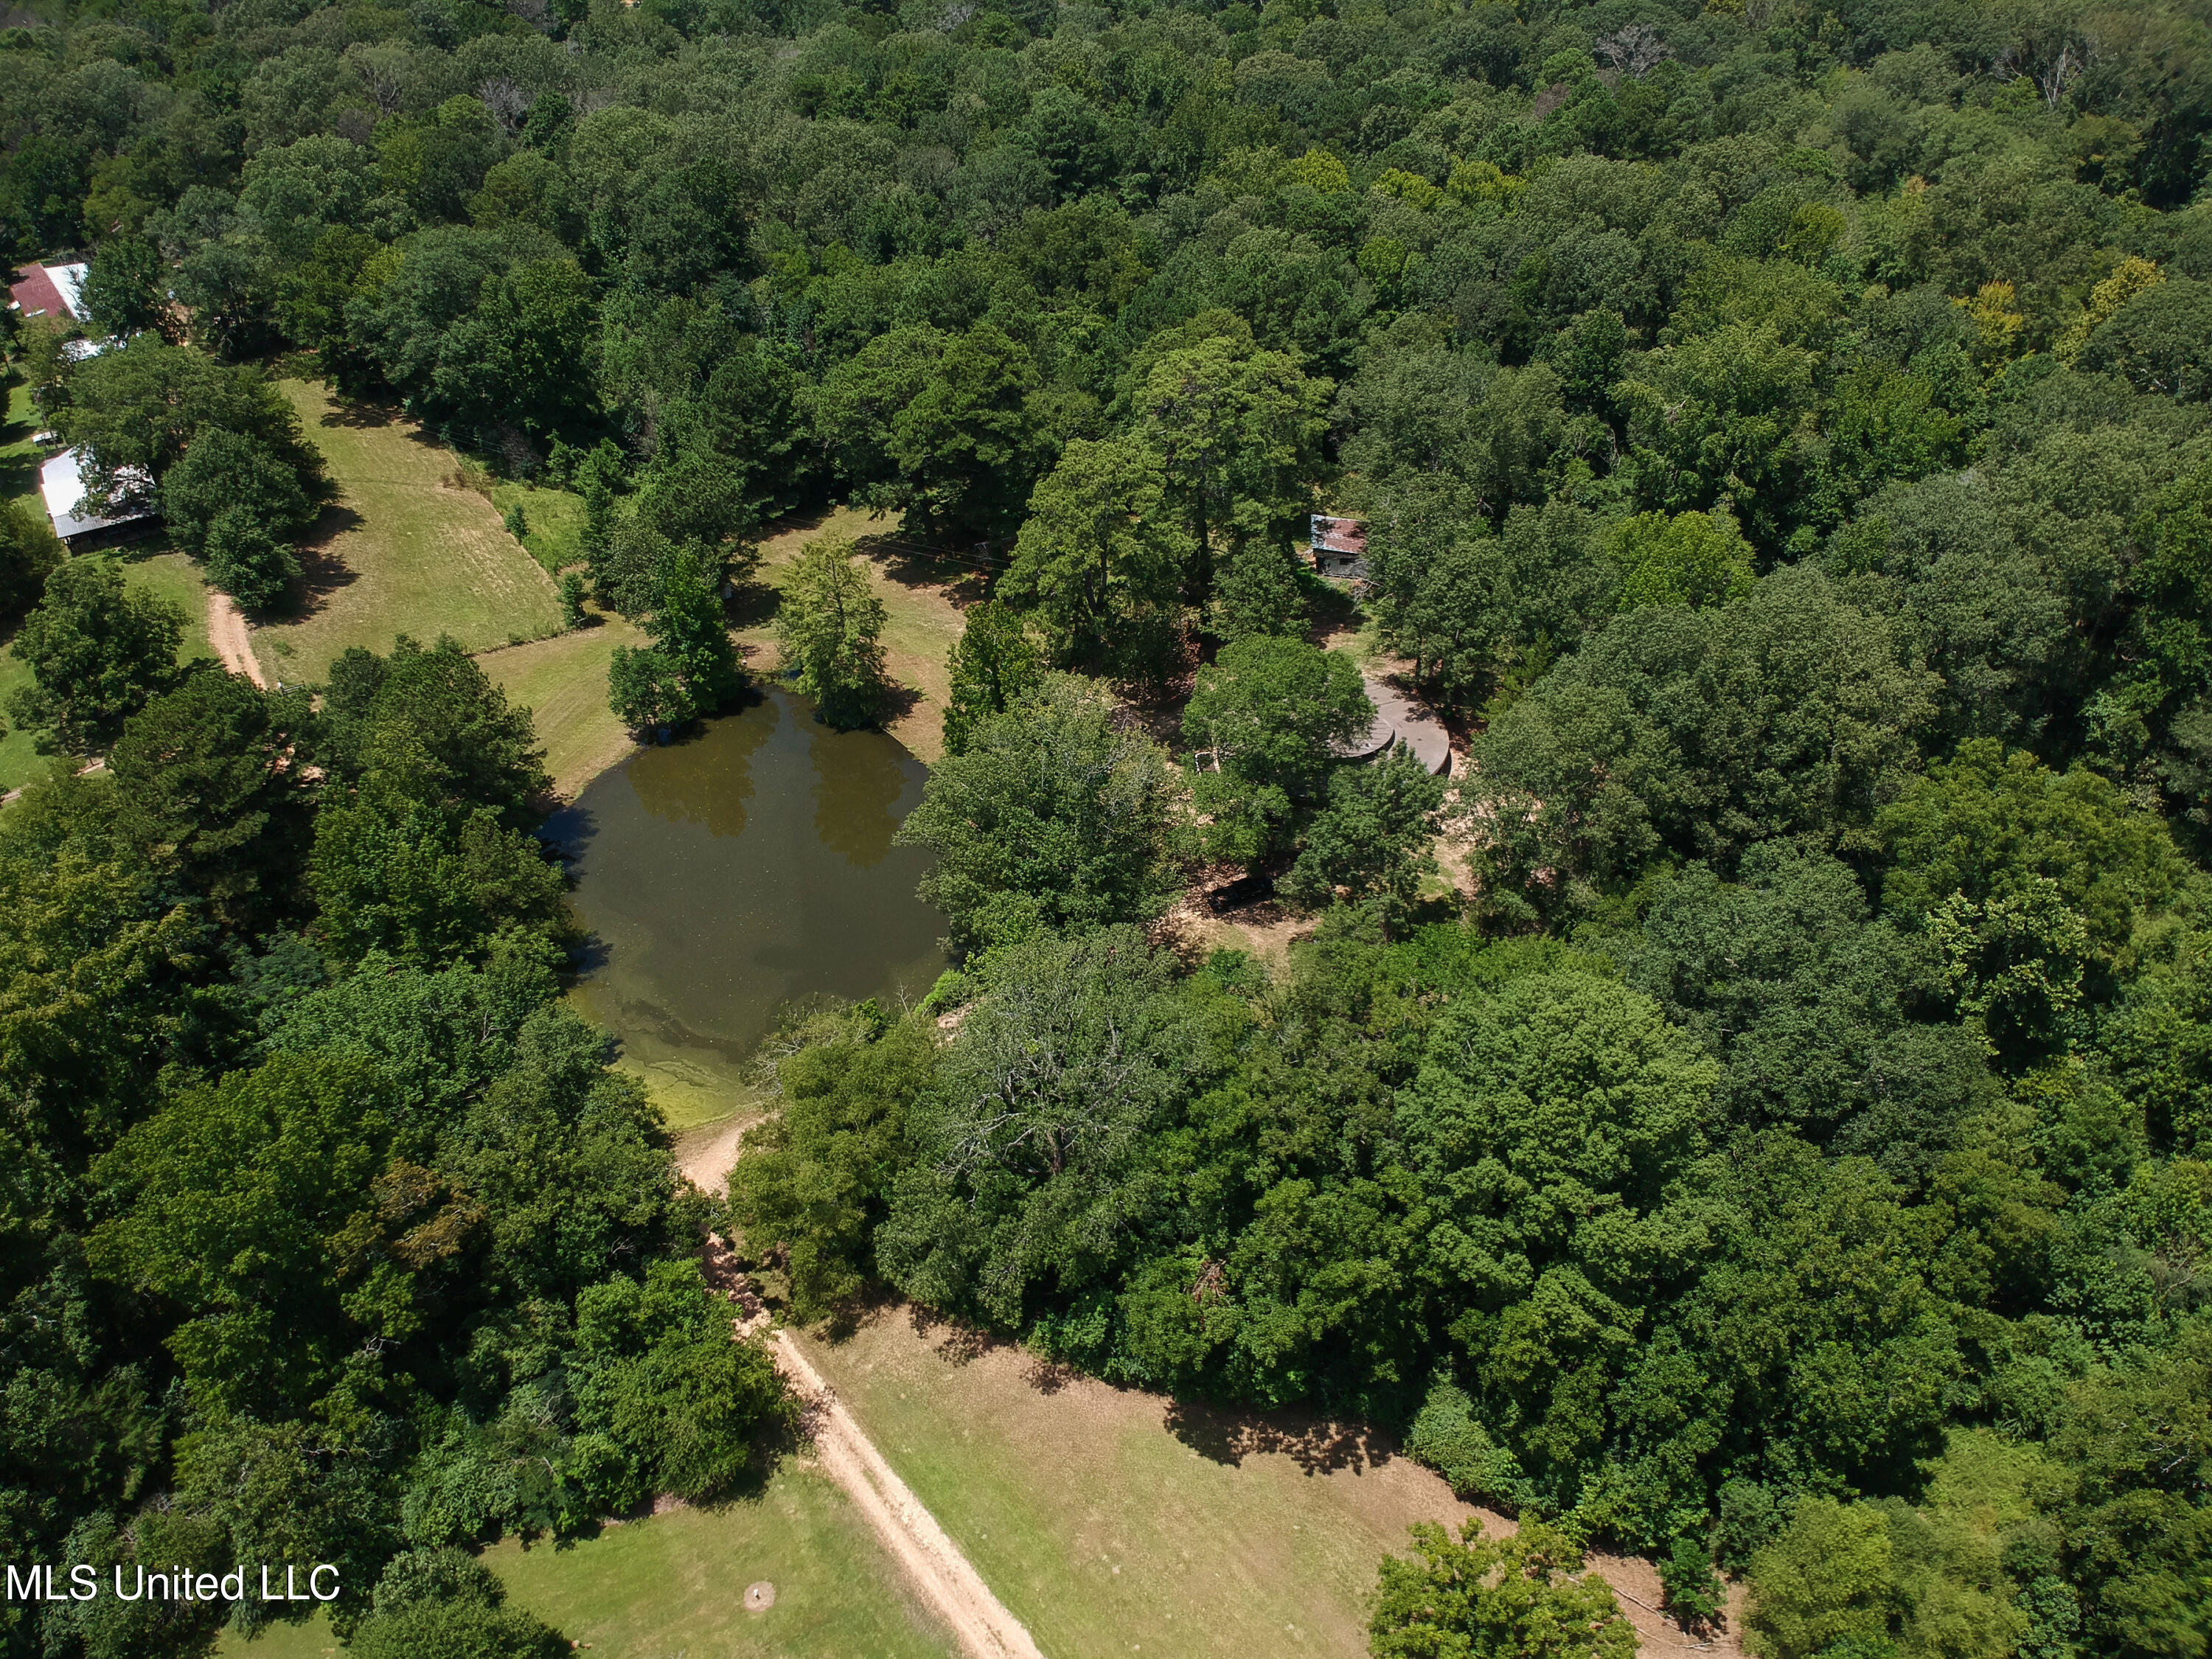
206,592,268,688
680,1124,1047,1659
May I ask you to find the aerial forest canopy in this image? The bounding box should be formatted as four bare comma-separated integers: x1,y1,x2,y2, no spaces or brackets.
6,0,2212,1654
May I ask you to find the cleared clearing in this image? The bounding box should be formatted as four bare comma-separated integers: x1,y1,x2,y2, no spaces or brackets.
794,1310,1747,1659
249,384,563,685
211,1469,960,1659
476,614,649,802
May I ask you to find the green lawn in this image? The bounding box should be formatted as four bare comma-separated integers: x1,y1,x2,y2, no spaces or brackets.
249,383,564,685
213,1470,956,1659
489,478,589,575
793,1312,1484,1659
477,613,647,801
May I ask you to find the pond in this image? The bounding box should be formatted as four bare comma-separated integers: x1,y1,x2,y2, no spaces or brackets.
546,688,947,1122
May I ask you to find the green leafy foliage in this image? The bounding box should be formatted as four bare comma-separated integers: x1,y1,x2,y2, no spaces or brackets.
15,2,2212,1652
1281,743,1447,934
1183,634,1370,861
4,557,186,755
1369,1518,1638,1659
897,675,1183,953
774,537,889,729
942,600,1044,757
0,497,65,629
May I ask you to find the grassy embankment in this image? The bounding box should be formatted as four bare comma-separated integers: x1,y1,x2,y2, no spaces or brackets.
1,378,212,794
212,1467,959,1659
248,384,564,688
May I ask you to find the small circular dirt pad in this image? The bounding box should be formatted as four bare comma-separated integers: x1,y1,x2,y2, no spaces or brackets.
744,1582,776,1613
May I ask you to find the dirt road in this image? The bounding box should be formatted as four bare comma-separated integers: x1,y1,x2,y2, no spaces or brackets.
206,592,267,688
776,1332,1047,1659
678,1124,1048,1659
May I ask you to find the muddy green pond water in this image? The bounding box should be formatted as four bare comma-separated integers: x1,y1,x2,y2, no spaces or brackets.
547,689,947,1122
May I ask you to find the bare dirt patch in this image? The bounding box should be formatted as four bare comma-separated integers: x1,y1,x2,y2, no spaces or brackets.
206,591,267,688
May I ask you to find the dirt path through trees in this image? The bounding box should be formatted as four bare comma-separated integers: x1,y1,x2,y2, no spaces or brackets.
680,1124,1047,1659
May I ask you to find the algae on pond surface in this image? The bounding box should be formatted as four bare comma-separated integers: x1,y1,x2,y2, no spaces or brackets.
549,688,948,1128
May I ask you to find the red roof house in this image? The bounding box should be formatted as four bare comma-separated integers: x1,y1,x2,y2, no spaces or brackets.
10,262,89,321
1309,514,1368,578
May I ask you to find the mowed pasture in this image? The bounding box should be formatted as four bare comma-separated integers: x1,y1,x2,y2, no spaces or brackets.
249,383,563,686
212,1467,959,1659
476,612,649,802
794,1310,1746,1659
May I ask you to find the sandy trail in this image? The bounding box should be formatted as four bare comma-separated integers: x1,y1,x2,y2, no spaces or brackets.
775,1332,1047,1659
206,592,267,687
678,1123,1048,1659
676,1116,751,1197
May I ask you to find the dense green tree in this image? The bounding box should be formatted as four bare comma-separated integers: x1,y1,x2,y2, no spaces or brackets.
1183,635,1371,863
1745,1498,1901,1659
879,928,1205,1326
319,636,552,826
203,510,304,613
107,667,315,925
308,777,570,967
1470,566,1938,922
727,1015,937,1319
1211,535,1307,644
5,557,185,754
607,644,696,736
161,428,316,556
1002,437,1187,669
0,497,64,629
1607,509,1757,612
350,1547,569,1659
897,675,1183,953
774,538,889,729
1282,745,1447,936
886,322,1050,543
1396,973,1717,1512
1369,1519,1638,1659
61,337,329,510
644,542,743,714
1133,316,1330,600
942,601,1044,757
80,234,169,339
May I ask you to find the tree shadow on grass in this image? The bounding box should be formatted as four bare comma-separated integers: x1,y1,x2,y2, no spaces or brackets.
1163,1396,1397,1476
270,505,366,622
852,530,997,607
315,401,399,430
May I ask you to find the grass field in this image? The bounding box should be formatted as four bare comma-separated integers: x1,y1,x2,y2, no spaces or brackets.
488,478,589,575
735,505,973,763
476,615,649,801
791,1311,1474,1659
212,1468,956,1659
793,1311,1739,1659
248,384,563,685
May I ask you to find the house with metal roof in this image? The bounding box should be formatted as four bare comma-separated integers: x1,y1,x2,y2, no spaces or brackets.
1309,514,1368,580
9,262,90,322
